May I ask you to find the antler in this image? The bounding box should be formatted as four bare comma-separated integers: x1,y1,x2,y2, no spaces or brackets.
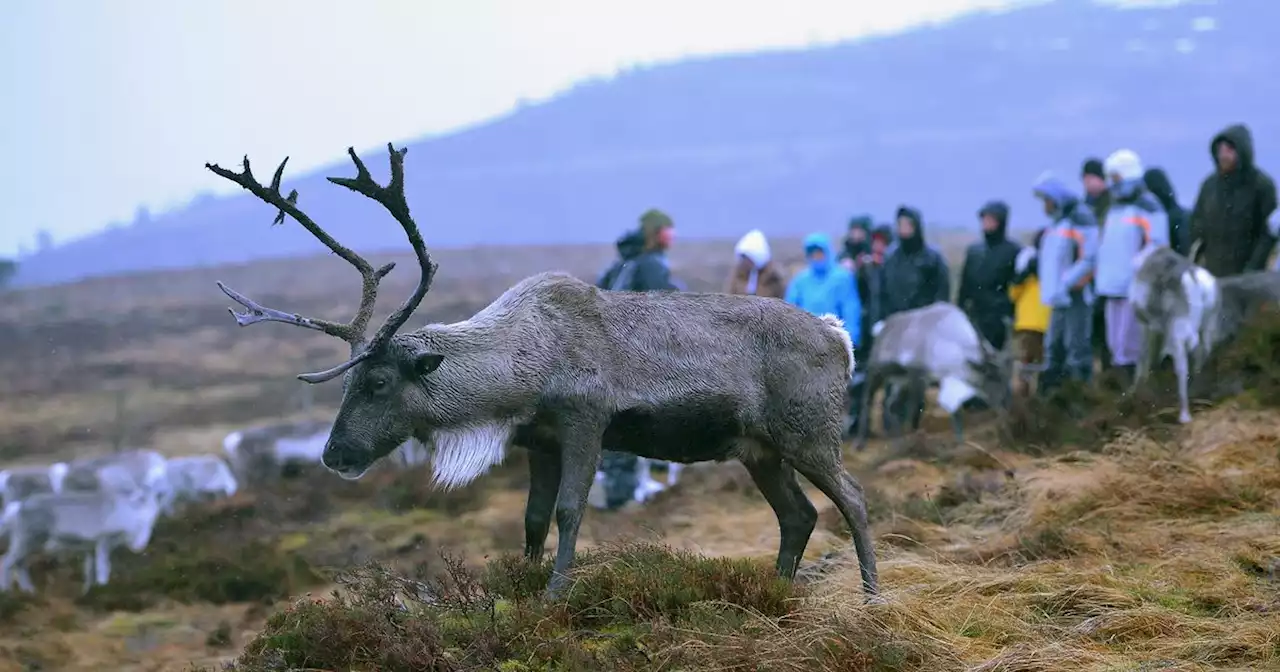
208,143,438,384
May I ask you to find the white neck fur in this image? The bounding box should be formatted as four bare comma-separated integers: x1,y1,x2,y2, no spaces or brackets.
427,423,511,489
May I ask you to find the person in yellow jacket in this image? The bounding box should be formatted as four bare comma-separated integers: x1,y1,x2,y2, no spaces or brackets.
1009,228,1051,396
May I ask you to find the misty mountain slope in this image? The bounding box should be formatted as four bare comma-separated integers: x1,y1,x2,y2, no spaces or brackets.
16,0,1278,287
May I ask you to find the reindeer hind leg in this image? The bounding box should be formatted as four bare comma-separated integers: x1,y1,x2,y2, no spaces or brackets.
789,452,880,600
740,451,817,580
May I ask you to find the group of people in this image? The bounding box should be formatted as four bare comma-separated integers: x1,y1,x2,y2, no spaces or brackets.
588,123,1279,512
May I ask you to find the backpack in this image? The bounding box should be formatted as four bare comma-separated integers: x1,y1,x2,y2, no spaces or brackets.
597,259,638,291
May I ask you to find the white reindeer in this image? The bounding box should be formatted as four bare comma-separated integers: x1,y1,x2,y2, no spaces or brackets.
160,454,239,514
856,302,1015,448
0,466,163,594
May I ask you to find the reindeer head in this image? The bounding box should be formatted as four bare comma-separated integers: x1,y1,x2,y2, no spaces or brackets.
209,144,439,480
969,318,1016,412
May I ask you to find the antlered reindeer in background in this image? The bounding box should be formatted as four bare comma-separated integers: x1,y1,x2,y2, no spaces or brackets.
207,144,880,600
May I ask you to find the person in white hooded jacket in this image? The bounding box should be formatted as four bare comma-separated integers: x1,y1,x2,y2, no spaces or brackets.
725,229,786,298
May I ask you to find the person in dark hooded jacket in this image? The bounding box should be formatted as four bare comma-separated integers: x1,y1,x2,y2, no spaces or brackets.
1189,123,1279,277
839,215,874,268
956,200,1021,351
880,206,952,319
1143,167,1190,256
877,206,951,431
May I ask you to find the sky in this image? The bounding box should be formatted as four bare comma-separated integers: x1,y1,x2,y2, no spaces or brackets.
0,0,1037,258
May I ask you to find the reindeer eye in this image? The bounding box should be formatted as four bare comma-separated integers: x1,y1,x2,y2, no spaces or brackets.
369,378,389,393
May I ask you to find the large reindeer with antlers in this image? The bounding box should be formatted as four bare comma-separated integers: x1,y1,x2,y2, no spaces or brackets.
208,144,880,600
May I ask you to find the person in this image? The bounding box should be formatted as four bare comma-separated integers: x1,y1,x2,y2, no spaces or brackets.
1082,157,1113,373
785,233,862,338
725,229,786,298
838,215,874,271
878,206,951,429
1008,228,1051,396
1095,149,1169,384
1143,167,1190,256
881,206,952,318
1082,158,1113,224
1188,123,1279,277
856,225,894,358
1032,172,1099,394
592,208,683,511
956,200,1021,351
785,233,863,433
596,229,645,291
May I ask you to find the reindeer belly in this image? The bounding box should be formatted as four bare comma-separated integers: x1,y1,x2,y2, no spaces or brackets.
603,397,746,463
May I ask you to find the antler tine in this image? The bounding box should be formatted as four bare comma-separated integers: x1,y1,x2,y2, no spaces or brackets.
207,153,399,383
326,143,438,351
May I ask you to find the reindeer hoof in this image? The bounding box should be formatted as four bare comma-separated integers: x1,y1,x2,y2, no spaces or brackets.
865,593,889,606
1178,410,1193,424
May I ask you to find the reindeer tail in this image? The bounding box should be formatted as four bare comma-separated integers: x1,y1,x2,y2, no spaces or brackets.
819,314,856,376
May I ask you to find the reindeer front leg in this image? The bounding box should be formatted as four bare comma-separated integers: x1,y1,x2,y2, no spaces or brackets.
545,419,605,600
523,450,561,562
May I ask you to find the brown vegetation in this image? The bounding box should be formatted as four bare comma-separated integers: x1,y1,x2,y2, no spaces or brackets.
2,232,1279,671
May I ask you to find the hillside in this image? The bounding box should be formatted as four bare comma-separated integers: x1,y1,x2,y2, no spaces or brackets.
14,0,1278,287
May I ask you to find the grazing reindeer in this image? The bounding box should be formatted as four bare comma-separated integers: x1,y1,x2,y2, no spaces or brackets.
222,419,331,484
856,302,1014,449
0,468,163,594
161,455,239,514
62,449,169,500
1129,245,1280,423
207,143,880,600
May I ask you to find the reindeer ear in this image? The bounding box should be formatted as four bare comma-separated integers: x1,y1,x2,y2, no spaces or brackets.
412,352,445,377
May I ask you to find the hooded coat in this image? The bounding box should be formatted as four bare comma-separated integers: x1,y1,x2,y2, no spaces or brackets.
1189,123,1279,277
839,215,874,262
881,206,952,318
957,200,1022,348
726,229,786,298
597,226,680,292
784,232,862,345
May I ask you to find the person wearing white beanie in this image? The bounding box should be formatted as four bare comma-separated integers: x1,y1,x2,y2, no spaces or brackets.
1094,148,1170,383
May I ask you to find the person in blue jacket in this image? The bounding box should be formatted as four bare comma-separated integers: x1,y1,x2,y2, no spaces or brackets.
785,232,863,342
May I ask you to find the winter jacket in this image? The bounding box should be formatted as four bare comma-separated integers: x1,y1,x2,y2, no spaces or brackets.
726,229,786,298
785,232,862,345
1095,180,1168,298
1189,123,1280,277
881,206,952,318
1033,174,1100,308
957,200,1021,333
598,229,681,292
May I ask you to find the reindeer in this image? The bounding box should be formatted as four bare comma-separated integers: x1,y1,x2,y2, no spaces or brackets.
856,302,1014,449
222,418,331,484
0,466,163,594
161,454,239,514
1129,244,1280,423
206,143,880,600
61,449,169,501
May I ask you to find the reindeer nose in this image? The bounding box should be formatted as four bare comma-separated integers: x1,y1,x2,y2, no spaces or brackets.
321,446,354,471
